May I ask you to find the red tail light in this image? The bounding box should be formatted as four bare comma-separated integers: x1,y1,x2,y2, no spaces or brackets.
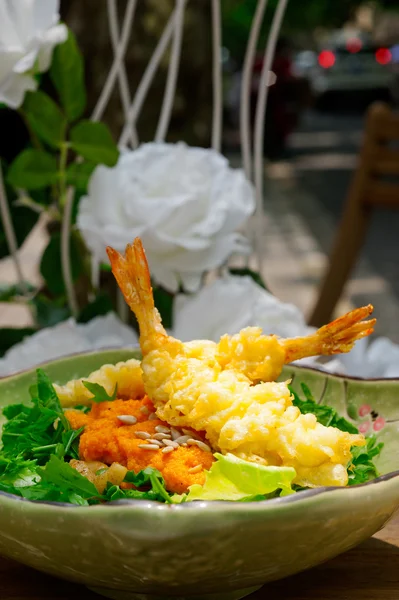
346,38,362,53
318,50,335,69
375,47,392,65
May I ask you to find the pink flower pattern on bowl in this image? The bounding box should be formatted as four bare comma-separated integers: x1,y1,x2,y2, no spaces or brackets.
357,403,386,434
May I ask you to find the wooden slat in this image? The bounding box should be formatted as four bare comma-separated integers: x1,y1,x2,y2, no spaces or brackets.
367,103,399,142
367,144,399,176
365,182,399,208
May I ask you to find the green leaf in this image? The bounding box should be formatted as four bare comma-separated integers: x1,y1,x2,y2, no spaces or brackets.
0,327,36,357
66,161,96,190
289,383,359,434
22,91,66,149
50,29,86,122
1,369,69,463
70,121,119,167
30,295,70,328
7,149,58,190
82,381,118,403
40,231,84,296
348,436,384,486
173,453,296,502
37,455,99,500
77,292,114,324
229,267,269,291
105,467,172,503
153,286,174,329
0,282,35,302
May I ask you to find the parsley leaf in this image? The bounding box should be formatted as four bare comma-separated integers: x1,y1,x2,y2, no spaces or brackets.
103,467,173,503
347,436,384,486
82,381,118,403
289,383,359,433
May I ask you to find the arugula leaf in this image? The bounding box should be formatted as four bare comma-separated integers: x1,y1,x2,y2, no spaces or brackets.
82,381,118,403
37,455,99,499
1,369,83,467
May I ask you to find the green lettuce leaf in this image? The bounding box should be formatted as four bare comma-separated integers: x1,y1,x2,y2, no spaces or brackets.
173,453,296,502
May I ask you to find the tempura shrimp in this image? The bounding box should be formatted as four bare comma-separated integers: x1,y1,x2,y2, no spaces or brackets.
107,239,374,488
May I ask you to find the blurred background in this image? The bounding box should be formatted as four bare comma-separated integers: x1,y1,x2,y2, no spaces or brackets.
1,0,399,341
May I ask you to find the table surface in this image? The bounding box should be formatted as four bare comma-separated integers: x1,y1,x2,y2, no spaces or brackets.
1,513,398,600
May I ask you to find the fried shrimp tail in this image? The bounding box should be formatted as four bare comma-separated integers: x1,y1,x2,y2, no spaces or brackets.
282,305,376,364
106,239,171,354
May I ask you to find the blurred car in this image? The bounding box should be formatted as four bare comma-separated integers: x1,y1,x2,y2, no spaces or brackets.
293,30,396,105
225,38,310,158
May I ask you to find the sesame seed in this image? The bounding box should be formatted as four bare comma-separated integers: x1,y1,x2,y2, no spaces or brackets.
162,439,179,448
138,443,159,450
135,431,151,440
182,429,201,440
181,443,188,447
174,435,191,445
187,439,211,452
188,465,202,474
140,406,150,415
194,440,212,453
162,446,174,454
155,425,170,434
152,433,172,441
149,413,158,421
170,427,181,441
117,415,137,425
149,439,164,447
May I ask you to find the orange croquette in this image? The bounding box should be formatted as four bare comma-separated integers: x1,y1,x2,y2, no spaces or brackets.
65,396,214,494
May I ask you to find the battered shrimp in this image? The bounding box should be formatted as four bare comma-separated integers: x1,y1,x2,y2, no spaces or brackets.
107,239,375,488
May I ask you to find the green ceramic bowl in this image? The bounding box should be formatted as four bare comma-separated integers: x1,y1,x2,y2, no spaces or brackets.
0,349,398,600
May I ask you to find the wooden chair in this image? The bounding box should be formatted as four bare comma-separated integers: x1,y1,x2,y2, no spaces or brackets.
309,102,399,327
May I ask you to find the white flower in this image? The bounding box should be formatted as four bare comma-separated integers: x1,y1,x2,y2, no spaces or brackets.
320,337,399,379
0,313,138,377
173,274,314,342
0,0,67,108
77,143,255,293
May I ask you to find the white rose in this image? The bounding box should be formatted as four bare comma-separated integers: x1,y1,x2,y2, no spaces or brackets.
172,274,314,342
0,0,67,108
77,142,255,293
0,313,138,377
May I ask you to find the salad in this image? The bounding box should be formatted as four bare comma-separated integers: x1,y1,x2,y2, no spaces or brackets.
0,237,382,505
0,368,383,506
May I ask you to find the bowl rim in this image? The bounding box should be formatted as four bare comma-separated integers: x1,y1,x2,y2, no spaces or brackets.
0,347,398,511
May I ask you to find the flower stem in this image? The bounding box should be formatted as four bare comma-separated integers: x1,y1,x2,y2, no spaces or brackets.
58,140,69,208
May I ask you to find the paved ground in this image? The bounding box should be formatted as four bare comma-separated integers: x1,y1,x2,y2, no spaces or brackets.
264,108,399,342
1,108,398,343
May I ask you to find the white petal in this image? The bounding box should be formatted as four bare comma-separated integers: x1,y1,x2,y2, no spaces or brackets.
36,23,67,71
33,0,61,33
77,312,138,349
0,319,90,377
0,0,27,48
173,274,311,342
0,71,36,108
0,312,138,378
